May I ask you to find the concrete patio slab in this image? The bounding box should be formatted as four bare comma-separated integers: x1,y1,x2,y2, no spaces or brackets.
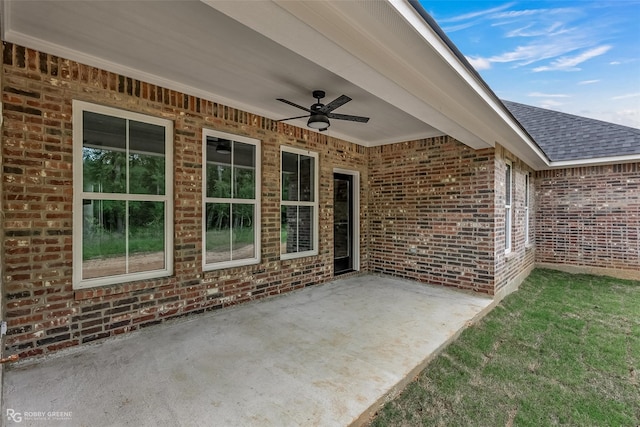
3,274,493,426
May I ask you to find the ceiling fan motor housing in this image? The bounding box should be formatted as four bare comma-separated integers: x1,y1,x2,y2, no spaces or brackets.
312,90,325,100
277,89,369,131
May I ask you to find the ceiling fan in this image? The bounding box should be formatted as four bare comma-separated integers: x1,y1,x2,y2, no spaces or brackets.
277,90,369,131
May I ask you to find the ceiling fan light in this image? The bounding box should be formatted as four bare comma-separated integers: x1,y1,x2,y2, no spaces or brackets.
307,114,330,130
216,142,231,155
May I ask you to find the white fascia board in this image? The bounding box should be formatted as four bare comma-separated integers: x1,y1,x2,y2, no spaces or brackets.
546,154,640,169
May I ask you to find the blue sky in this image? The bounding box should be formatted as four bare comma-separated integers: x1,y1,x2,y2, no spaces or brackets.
422,1,640,128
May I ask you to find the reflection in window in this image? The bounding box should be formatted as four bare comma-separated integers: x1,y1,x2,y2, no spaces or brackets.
505,161,512,254
524,173,530,245
203,131,260,269
74,101,173,289
281,147,318,258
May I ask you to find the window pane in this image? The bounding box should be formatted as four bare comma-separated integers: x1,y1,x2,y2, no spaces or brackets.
130,121,166,195
298,206,314,252
129,154,166,195
505,163,512,205
206,137,232,164
234,141,255,168
129,201,165,273
234,168,255,199
130,120,165,155
299,155,314,202
82,148,126,193
206,137,232,199
282,151,298,201
206,163,232,199
505,208,512,250
281,205,298,254
82,199,126,279
83,111,126,151
205,203,231,263
82,112,127,194
233,141,256,199
232,204,255,260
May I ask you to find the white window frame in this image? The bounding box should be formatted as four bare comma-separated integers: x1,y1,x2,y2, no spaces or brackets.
202,129,261,271
333,167,360,272
505,160,512,254
72,100,174,289
280,146,319,260
524,172,530,245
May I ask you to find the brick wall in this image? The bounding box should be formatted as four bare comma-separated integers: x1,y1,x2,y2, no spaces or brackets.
368,137,497,294
1,43,368,358
535,163,640,277
8,40,635,359
493,145,536,295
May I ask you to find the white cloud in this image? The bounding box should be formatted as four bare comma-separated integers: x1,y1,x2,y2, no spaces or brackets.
612,93,640,100
594,109,640,129
533,45,612,72
505,22,570,38
528,92,570,98
491,9,541,19
466,56,492,70
440,3,515,23
463,38,592,71
488,43,568,66
492,7,578,20
441,22,478,33
612,110,640,128
447,3,617,74
539,99,565,108
432,2,638,128
609,58,638,66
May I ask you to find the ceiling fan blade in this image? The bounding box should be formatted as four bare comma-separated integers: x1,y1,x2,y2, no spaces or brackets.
277,98,313,113
277,114,311,122
327,113,369,123
319,95,351,113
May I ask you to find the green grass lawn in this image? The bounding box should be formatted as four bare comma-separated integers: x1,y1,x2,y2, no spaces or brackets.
370,269,640,426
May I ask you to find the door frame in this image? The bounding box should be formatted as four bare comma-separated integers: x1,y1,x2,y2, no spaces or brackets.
333,168,360,272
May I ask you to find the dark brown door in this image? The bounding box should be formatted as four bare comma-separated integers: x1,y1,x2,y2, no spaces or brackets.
334,173,353,274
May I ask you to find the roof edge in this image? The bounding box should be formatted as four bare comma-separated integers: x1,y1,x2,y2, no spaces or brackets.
406,1,551,166
546,154,640,169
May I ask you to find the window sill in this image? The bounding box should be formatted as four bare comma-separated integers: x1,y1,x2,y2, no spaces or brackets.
203,258,260,272
281,250,319,261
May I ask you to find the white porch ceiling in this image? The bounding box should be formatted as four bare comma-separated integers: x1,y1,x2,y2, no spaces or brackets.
1,0,550,168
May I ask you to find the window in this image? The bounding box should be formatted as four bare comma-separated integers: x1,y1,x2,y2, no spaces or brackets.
524,172,530,245
203,130,260,270
505,161,512,254
281,147,319,259
73,101,173,289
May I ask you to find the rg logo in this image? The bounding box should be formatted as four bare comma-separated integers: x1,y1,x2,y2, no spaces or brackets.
6,409,22,423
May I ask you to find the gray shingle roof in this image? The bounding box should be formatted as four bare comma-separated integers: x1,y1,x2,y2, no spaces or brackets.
502,100,640,162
